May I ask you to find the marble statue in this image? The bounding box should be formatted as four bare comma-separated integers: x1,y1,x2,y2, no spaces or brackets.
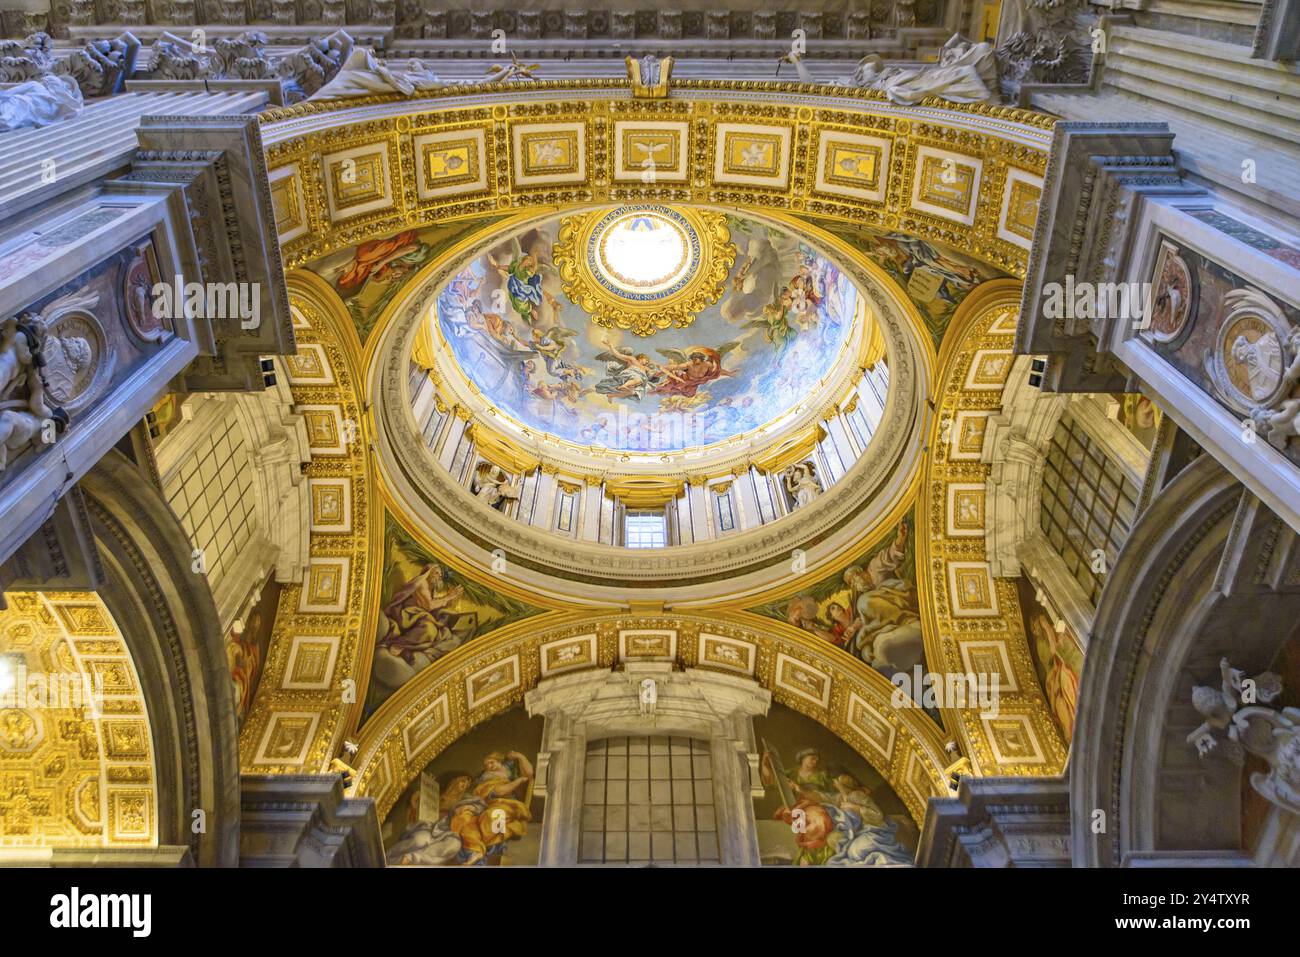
1249,325,1300,449
0,31,138,98
311,47,445,99
638,677,657,718
278,30,353,99
484,52,541,84
0,312,76,473
0,368,68,473
842,34,1000,105
996,0,1095,98
62,33,140,97
783,461,822,510
471,462,520,512
1188,657,1300,813
0,318,34,398
152,29,353,103
627,53,673,97
0,74,82,132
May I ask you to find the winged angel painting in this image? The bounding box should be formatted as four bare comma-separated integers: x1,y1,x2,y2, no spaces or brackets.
433,214,856,451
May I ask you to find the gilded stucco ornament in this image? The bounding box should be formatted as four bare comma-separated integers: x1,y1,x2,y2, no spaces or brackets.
553,205,735,337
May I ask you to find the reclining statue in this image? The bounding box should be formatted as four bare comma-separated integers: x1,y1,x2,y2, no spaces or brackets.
0,74,82,132
842,34,1000,105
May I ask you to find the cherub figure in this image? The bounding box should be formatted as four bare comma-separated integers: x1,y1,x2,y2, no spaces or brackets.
1187,656,1284,762
593,336,667,401
1249,326,1300,449
0,318,36,400
0,369,68,471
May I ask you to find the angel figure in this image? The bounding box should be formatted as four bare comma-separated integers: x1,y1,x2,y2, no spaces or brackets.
1187,657,1284,762
472,462,520,512
466,299,532,356
0,369,68,471
1249,325,1300,449
1186,657,1300,812
721,232,787,325
485,52,540,84
527,324,584,381
594,337,667,401
488,237,557,326
0,318,36,401
744,289,797,351
783,461,821,510
652,342,739,399
781,264,824,332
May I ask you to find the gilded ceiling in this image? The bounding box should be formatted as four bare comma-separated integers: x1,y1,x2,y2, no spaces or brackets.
235,84,1063,805
0,593,156,849
431,208,858,452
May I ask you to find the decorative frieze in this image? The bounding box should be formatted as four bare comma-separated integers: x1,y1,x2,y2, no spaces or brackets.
0,30,139,97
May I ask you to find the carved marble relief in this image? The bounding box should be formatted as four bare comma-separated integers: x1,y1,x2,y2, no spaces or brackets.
148,28,351,102
47,1,940,41
1140,237,1300,462
0,32,139,98
1,240,172,483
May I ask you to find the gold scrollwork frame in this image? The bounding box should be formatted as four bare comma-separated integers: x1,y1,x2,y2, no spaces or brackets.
553,205,736,336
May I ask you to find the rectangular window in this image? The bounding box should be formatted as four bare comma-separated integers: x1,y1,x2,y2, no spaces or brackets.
164,409,255,589
556,491,576,533
1039,413,1141,605
714,488,736,533
624,511,667,549
579,736,719,865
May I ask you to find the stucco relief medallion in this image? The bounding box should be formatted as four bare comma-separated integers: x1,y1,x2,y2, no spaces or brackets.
122,242,170,344
1148,239,1196,347
41,312,103,410
22,288,110,413
0,708,42,753
1206,287,1293,415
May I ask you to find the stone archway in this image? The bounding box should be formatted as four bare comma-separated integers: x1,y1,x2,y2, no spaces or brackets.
1073,453,1300,866
348,610,953,831
80,450,241,866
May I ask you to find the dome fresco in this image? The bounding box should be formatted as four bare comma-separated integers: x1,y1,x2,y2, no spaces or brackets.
432,209,859,452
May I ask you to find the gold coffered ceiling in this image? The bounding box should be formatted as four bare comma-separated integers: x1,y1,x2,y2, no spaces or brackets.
261,80,1050,280
0,593,157,850
240,81,1064,790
